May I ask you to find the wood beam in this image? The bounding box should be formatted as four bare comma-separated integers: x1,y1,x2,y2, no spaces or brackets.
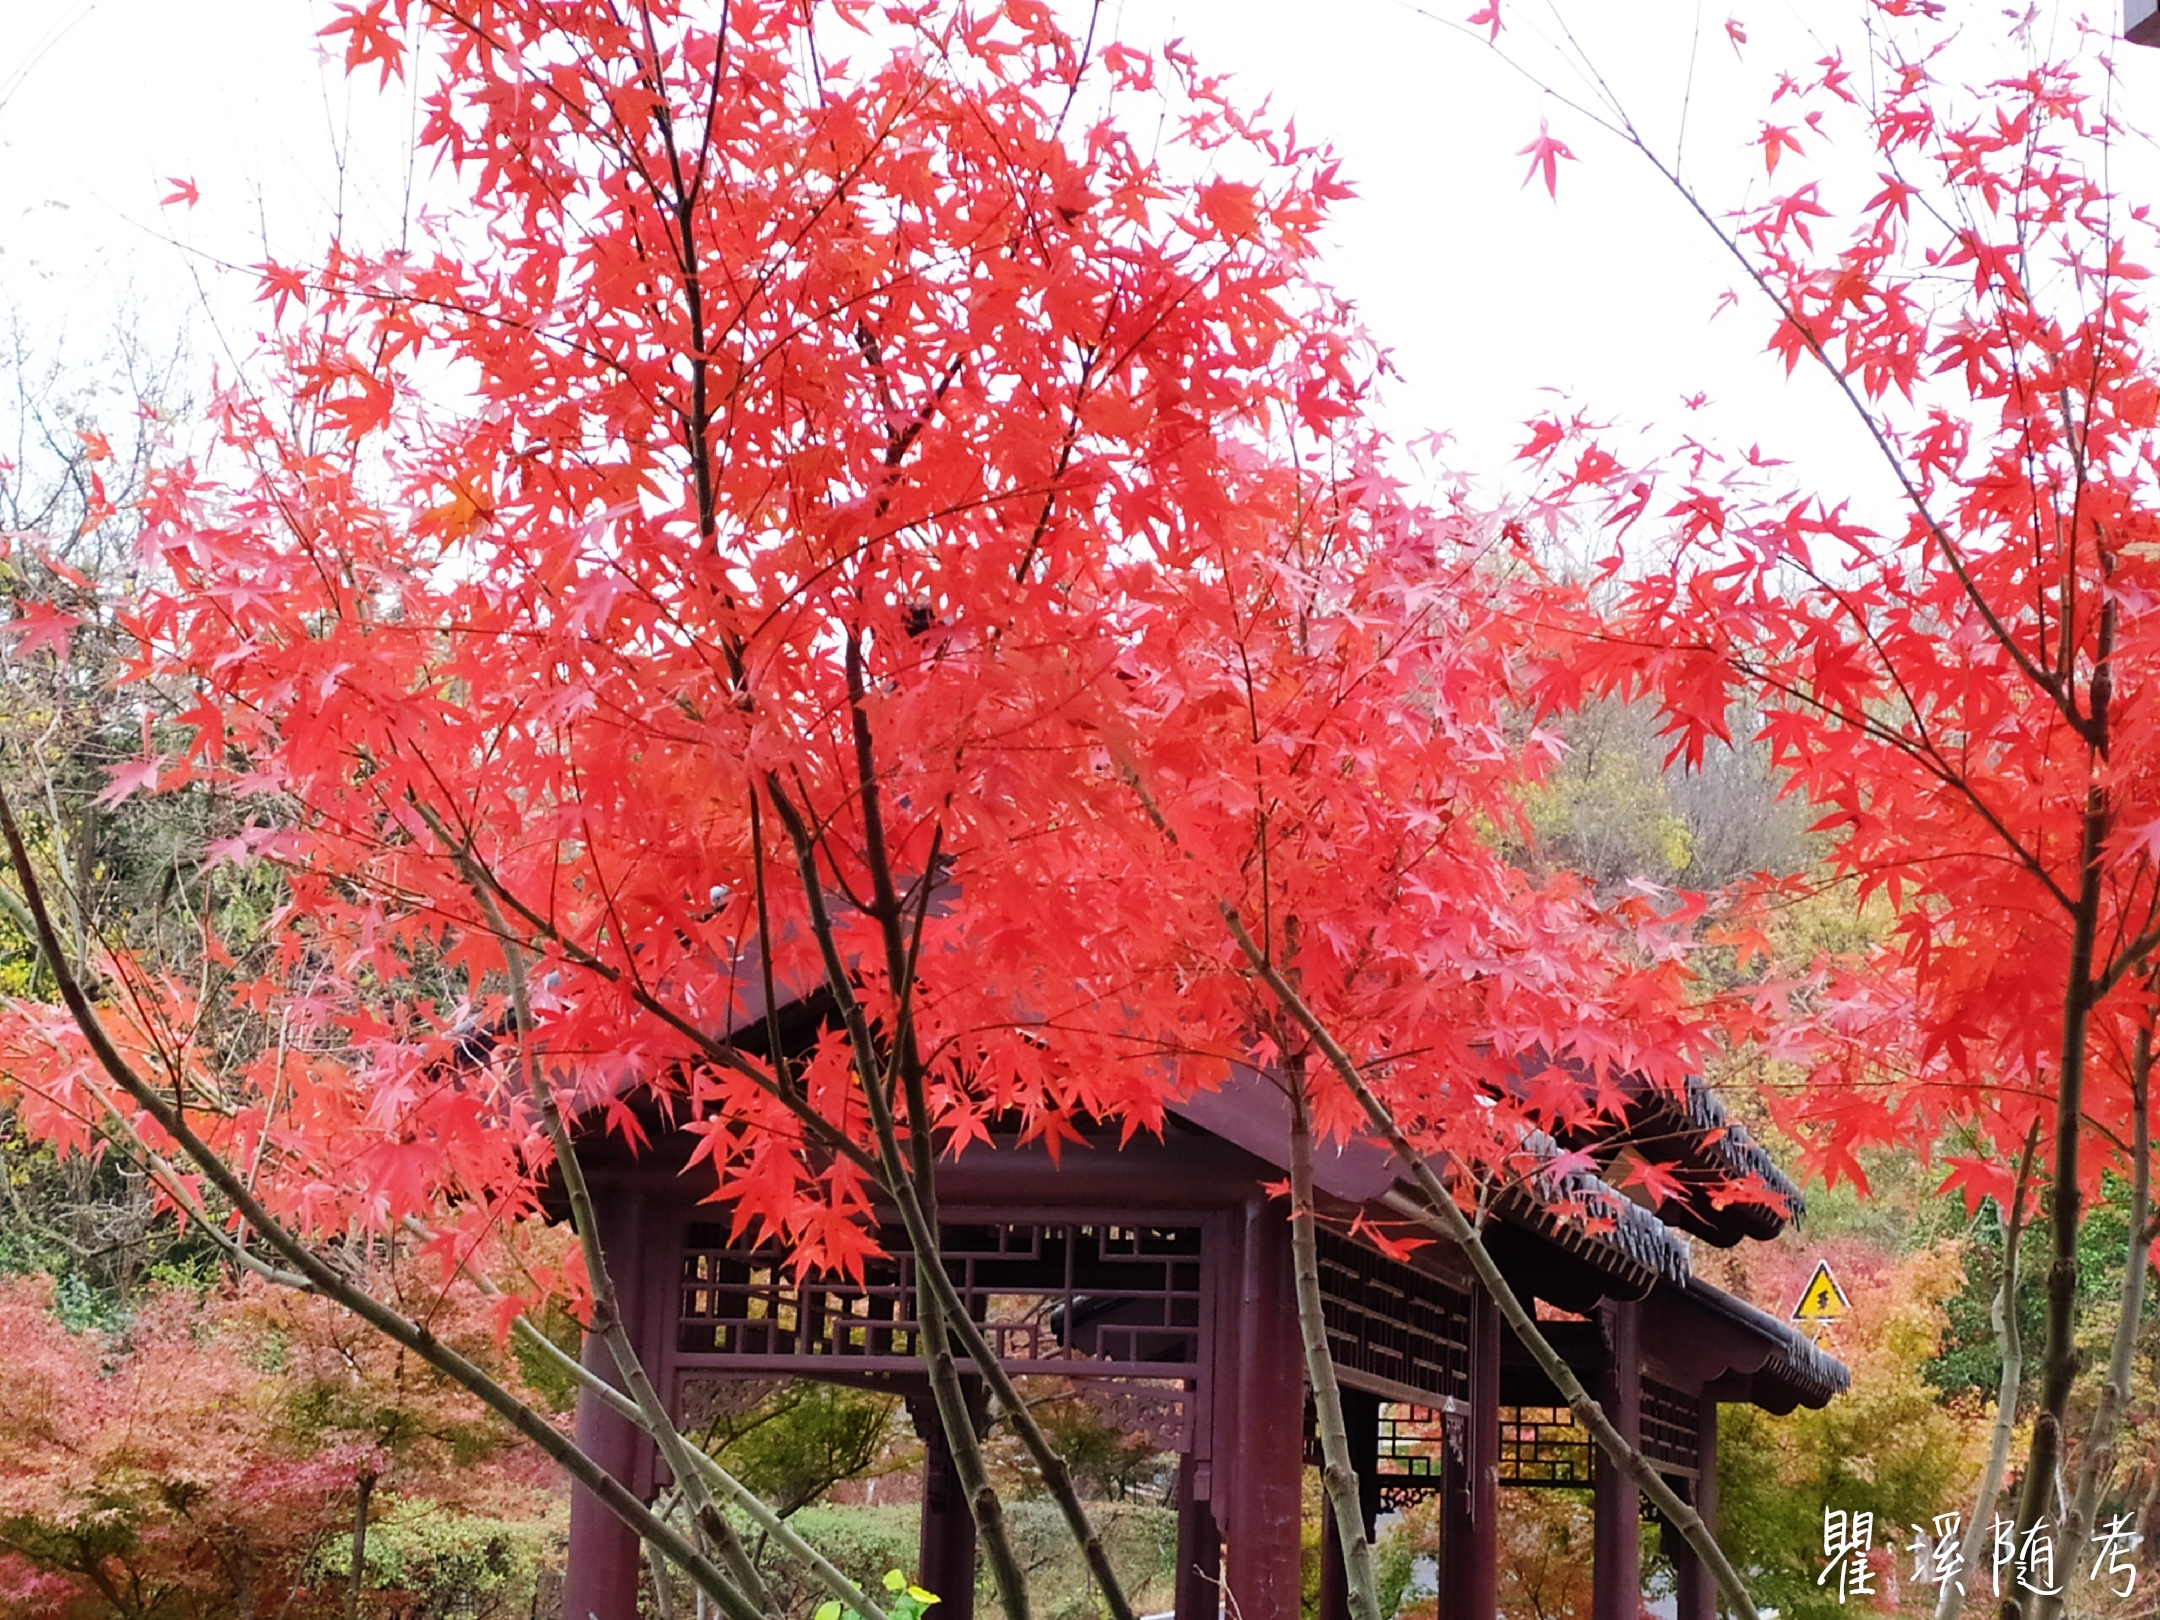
906,1382,984,1620
1175,1455,1223,1620
1677,1396,1719,1620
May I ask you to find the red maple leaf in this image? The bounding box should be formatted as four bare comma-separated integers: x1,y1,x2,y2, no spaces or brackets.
94,757,161,808
6,600,78,661
1518,118,1576,198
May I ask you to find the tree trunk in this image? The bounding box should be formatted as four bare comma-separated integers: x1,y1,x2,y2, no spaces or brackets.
2011,795,2108,1605
1938,1128,2036,1620
1287,1066,1382,1620
348,1471,375,1620
2046,1013,2154,1619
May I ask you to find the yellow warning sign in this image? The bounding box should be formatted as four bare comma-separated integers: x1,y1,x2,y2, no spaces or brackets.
1791,1260,1850,1325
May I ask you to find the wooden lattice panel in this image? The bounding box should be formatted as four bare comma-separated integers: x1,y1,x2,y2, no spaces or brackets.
1314,1229,1472,1406
1499,1404,1594,1488
676,1221,1204,1374
1376,1403,1449,1489
1639,1378,1700,1476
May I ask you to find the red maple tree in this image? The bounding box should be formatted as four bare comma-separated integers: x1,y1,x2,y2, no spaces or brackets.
1496,5,2160,1609
0,1272,556,1620
0,1,1784,1615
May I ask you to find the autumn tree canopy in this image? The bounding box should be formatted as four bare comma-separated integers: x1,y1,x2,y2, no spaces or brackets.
0,0,2023,1615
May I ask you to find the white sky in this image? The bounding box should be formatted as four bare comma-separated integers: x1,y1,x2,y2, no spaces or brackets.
5,0,2159,503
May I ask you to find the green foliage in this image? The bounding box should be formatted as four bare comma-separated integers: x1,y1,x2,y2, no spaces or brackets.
815,1568,941,1620
313,1493,564,1620
1371,1506,1427,1619
721,1384,898,1518
1716,1248,1977,1620
716,1505,1165,1620
1023,1392,1166,1503
0,1117,212,1329
506,1297,583,1417
1927,1172,2158,1400
1516,698,1813,891
997,1500,1177,1620
753,1503,921,1611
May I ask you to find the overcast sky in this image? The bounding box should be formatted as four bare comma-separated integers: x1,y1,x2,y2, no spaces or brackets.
5,0,2157,504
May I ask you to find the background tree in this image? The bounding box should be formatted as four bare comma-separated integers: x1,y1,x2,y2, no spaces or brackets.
0,1271,558,1620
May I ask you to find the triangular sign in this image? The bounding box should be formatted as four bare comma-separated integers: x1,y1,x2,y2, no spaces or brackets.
1791,1260,1850,1323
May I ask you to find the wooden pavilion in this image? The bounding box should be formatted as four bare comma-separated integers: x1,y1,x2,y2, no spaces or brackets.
561,1061,1845,1620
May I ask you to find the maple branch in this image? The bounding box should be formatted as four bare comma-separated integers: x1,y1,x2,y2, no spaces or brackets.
747,792,797,1101
404,1204,888,1620
417,756,1142,1552
1578,86,2082,738
401,794,882,1180
843,629,938,1201
1287,1062,1382,1620
508,1314,889,1620
1257,974,1762,1620
1012,339,1101,584
760,773,1034,1620
2090,914,2160,1002
834,650,1140,1620
0,784,762,1620
1717,650,2072,912
85,1093,312,1293
456,864,772,1612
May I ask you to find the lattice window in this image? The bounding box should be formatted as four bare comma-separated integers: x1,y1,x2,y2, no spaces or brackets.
1499,1405,1594,1488
1640,1379,1700,1476
1376,1403,1450,1487
1315,1230,1472,1405
676,1222,1203,1372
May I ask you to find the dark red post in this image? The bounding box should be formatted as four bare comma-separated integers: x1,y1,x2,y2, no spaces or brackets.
1442,1283,1500,1620
1221,1197,1305,1620
564,1191,652,1620
907,1384,982,1620
1176,1454,1223,1620
1320,1390,1382,1620
1592,1300,1642,1620
1675,1396,1718,1620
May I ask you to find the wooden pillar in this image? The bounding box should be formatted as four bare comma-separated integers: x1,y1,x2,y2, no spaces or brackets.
1318,1389,1382,1620
907,1382,984,1620
1221,1197,1305,1620
1592,1300,1643,1620
564,1190,652,1620
1442,1283,1501,1620
1676,1396,1719,1620
1175,1454,1223,1620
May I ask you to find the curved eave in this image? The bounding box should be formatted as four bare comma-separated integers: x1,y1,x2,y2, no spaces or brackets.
1566,1070,1806,1247
1654,1072,1806,1240
1499,1129,1694,1290
1680,1274,1850,1411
